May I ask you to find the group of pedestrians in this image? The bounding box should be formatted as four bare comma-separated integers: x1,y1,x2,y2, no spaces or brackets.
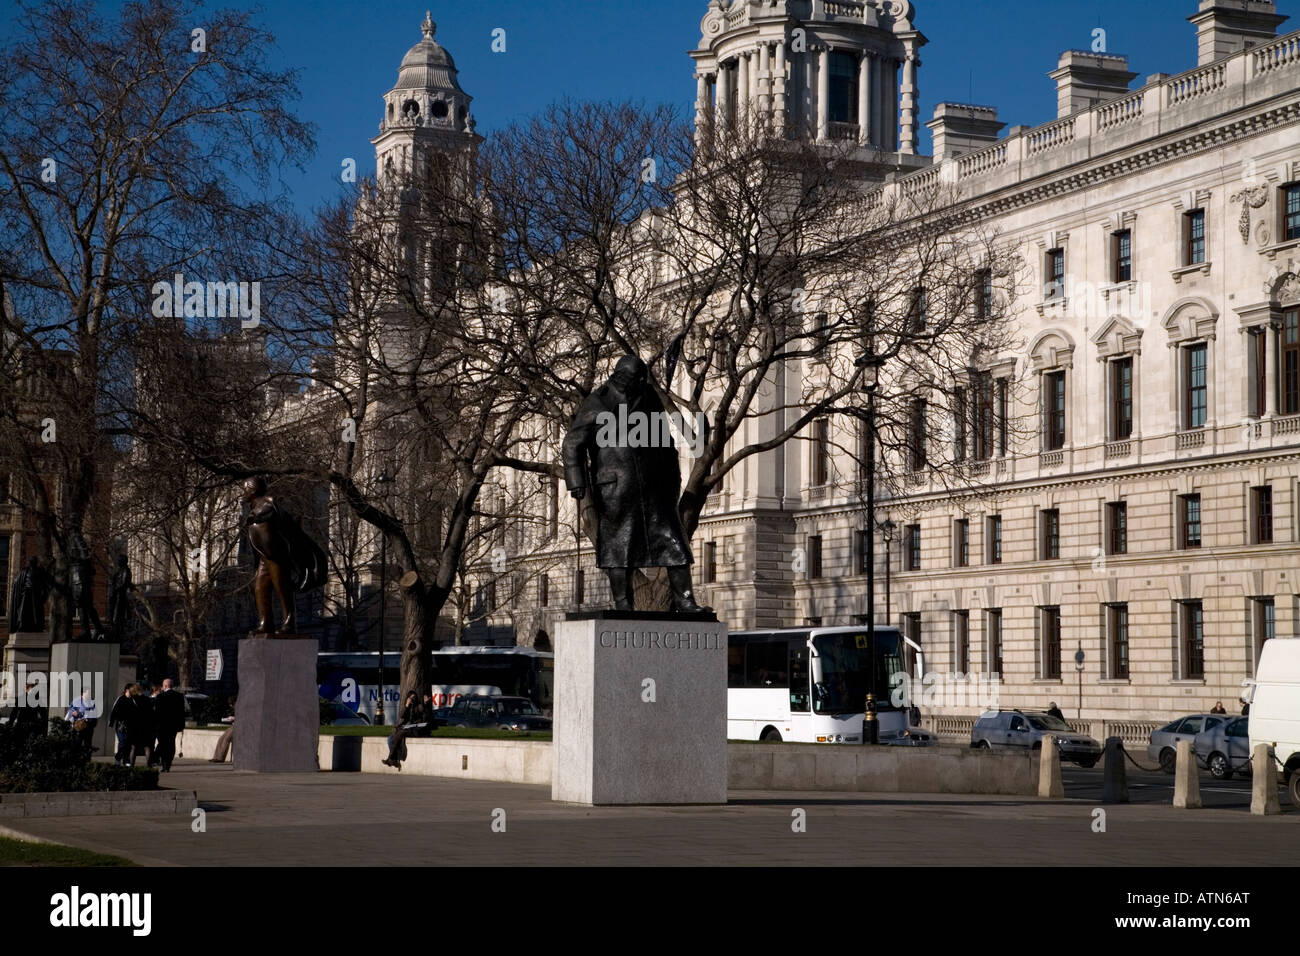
107,679,186,770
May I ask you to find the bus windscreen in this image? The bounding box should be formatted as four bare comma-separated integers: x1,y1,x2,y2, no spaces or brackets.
811,631,902,714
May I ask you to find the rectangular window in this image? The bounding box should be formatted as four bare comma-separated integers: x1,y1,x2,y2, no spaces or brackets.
1113,229,1132,282
1182,600,1204,679
1107,501,1127,555
1045,371,1066,450
539,574,550,608
1110,357,1133,440
828,51,859,126
813,419,830,486
909,398,927,471
972,372,994,462
987,608,1003,675
573,569,584,606
1180,493,1202,549
1185,209,1205,265
909,287,927,333
986,515,1002,564
1251,485,1273,544
954,610,970,672
1283,310,1299,416
996,378,1008,456
705,541,718,583
905,524,921,571
1108,604,1130,679
1046,248,1065,299
954,519,970,567
808,535,823,579
1040,508,1060,560
1184,343,1208,429
976,269,993,321
1254,597,1275,669
954,387,967,461
1284,184,1300,242
1041,606,1062,679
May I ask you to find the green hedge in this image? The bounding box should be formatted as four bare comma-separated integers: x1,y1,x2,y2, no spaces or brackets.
0,720,159,793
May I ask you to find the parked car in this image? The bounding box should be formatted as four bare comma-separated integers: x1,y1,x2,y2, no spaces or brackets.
971,709,1102,767
321,699,371,727
1248,638,1300,804
1147,714,1228,773
1194,715,1252,779
443,695,552,732
882,725,937,747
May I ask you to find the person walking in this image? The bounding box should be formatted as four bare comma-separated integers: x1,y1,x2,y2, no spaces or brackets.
1047,701,1066,721
64,690,99,751
382,691,430,770
137,683,160,766
108,684,141,766
154,679,186,771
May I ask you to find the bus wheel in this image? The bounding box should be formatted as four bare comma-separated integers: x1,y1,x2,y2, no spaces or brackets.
1288,769,1300,808
760,728,782,743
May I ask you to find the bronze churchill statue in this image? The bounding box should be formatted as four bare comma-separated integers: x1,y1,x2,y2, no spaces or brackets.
562,354,706,614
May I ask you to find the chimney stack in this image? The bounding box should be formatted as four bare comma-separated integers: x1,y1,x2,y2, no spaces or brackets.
926,103,1005,161
1188,0,1288,65
1049,51,1138,118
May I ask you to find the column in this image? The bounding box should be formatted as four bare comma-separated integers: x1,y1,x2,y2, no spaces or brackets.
737,53,750,132
871,56,885,148
1265,323,1278,418
695,71,712,150
717,61,731,133
1205,334,1217,429
857,51,871,145
817,46,830,141
899,42,920,154
1132,348,1144,444
758,42,772,121
774,37,787,132
888,59,900,151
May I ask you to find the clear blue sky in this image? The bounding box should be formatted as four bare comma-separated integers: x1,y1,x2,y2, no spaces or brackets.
6,0,1289,215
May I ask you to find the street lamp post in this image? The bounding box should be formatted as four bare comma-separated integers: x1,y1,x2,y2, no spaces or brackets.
1074,645,1086,721
880,519,896,626
858,354,881,630
375,469,394,726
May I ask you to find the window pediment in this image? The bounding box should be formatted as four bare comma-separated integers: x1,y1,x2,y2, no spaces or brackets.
1161,296,1218,345
1028,329,1075,371
1092,316,1143,360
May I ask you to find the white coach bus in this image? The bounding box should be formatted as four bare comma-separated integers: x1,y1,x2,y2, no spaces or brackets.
727,625,921,744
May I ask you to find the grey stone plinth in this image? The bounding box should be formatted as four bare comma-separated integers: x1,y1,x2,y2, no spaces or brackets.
234,637,319,772
1037,733,1063,798
48,641,120,757
1173,738,1202,808
552,615,727,805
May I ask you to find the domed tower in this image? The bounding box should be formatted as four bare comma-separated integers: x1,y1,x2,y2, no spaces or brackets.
691,0,927,162
372,11,480,186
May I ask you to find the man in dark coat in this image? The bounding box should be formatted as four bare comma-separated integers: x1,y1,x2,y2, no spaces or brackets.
9,556,51,633
562,354,705,613
153,679,186,771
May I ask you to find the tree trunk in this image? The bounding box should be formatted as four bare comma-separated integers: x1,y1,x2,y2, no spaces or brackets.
397,571,438,704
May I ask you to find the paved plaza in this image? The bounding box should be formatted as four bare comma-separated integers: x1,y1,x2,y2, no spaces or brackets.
3,761,1295,866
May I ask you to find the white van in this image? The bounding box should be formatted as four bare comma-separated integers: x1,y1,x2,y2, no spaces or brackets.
1248,638,1300,805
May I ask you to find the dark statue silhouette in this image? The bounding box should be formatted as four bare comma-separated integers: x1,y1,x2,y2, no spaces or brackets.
241,477,328,634
9,555,51,633
562,354,707,614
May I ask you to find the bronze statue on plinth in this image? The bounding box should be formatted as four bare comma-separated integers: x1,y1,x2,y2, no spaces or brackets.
241,477,327,635
66,517,104,642
561,354,707,614
9,555,51,633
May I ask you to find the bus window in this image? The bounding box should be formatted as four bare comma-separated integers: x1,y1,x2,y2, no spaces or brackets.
789,645,810,712
727,643,745,686
746,639,788,688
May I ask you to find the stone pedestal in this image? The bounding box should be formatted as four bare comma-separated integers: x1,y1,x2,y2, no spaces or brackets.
552,612,727,806
234,636,319,772
2,629,52,676
48,641,120,757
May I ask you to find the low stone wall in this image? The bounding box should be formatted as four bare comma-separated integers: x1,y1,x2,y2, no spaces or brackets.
177,727,227,761
0,789,198,818
361,736,552,784
728,743,1038,795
